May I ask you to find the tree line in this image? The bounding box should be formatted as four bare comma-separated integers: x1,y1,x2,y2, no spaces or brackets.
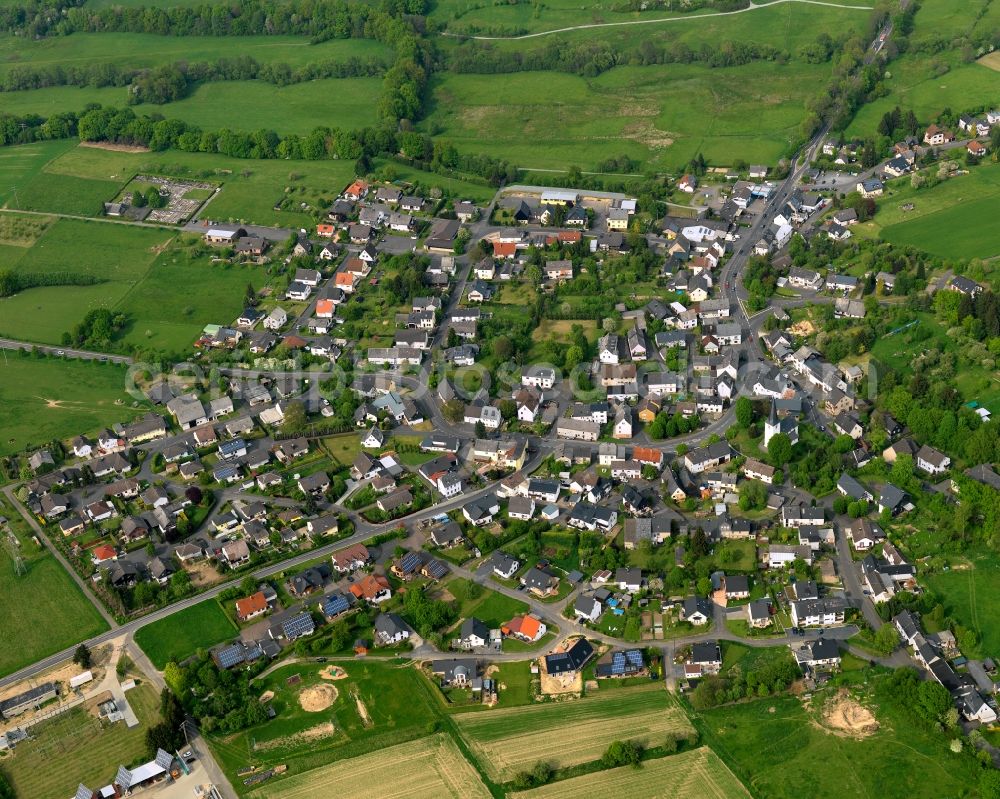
447,37,784,78
1,54,388,100
0,0,428,39
0,269,104,298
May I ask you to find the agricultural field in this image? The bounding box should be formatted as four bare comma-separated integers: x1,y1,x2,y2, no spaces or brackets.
454,684,693,782
114,243,272,354
0,218,172,344
0,682,161,799
0,498,109,676
134,598,238,669
509,746,750,798
697,693,981,799
0,33,391,76
0,356,148,456
0,211,54,249
245,734,491,799
924,550,1000,657
426,61,834,171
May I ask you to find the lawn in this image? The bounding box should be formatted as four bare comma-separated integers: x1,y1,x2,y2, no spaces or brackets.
209,659,440,788
924,552,1000,658
114,244,272,355
246,734,491,799
38,144,357,228
0,498,109,677
425,60,835,170
509,746,750,798
0,218,172,344
454,684,693,781
0,682,161,799
696,693,980,799
0,356,149,456
134,598,238,669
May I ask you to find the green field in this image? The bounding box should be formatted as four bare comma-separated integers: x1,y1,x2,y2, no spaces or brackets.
924,552,1000,658
0,357,148,455
846,58,1000,140
0,140,80,208
435,0,870,40
0,78,383,137
867,162,1000,260
454,685,694,781
134,598,238,669
0,499,109,677
209,659,440,789
9,170,123,216
509,747,750,799
426,61,834,170
0,218,172,344
697,693,980,799
1,682,161,799
114,245,272,354
35,144,356,228
0,33,390,75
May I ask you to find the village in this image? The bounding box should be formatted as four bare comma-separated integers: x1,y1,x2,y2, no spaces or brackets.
0,104,999,798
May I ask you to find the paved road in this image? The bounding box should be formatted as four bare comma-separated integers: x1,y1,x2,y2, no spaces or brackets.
0,338,132,364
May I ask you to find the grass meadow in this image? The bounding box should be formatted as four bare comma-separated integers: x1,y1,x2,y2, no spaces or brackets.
0,218,172,344
696,693,981,799
1,682,161,799
0,78,383,136
0,356,148,456
454,685,693,782
0,139,79,208
0,33,390,75
509,747,750,799
134,598,238,669
0,497,109,676
858,161,1000,261
35,144,356,228
924,551,1000,657
114,244,272,354
425,61,832,171
246,734,491,799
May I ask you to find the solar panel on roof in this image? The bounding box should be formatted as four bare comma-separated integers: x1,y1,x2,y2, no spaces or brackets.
323,595,350,616
626,650,644,668
284,613,315,638
216,644,246,669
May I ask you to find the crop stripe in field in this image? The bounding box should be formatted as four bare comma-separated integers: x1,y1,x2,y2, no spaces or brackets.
441,0,874,40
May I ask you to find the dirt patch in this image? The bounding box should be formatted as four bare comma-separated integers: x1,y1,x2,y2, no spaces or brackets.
183,560,221,588
979,52,1000,72
434,588,456,603
299,683,338,712
319,665,348,681
352,688,373,727
254,722,336,750
821,690,879,738
259,690,275,704
789,320,816,337
79,140,151,153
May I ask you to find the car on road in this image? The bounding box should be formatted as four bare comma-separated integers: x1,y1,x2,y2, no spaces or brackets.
55,350,65,356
